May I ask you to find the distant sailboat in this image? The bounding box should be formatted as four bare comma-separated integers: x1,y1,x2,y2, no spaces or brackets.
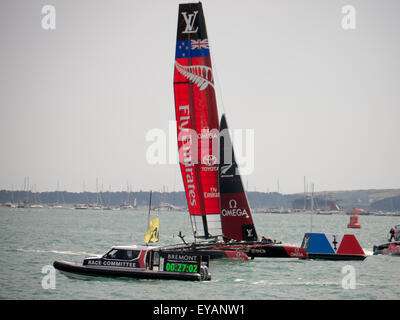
74,204,88,210
120,185,135,210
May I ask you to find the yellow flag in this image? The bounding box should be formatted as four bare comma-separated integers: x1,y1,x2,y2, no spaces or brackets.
145,217,159,244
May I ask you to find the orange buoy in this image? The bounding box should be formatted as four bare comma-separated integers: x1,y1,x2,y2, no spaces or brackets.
347,208,362,228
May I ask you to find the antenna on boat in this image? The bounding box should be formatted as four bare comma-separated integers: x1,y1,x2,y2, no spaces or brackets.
147,190,152,228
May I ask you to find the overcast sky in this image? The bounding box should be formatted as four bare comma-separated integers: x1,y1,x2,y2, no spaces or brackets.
0,0,399,194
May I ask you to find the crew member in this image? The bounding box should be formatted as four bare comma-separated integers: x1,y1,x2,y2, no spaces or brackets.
261,236,272,244
389,227,395,242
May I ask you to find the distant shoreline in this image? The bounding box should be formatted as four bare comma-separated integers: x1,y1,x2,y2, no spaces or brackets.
1,188,400,211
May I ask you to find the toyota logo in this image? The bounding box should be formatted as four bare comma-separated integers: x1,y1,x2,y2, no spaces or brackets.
203,154,217,165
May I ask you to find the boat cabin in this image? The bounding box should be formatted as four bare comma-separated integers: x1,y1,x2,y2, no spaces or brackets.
83,245,161,270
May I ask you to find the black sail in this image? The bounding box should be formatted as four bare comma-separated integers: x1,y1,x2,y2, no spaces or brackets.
219,114,257,241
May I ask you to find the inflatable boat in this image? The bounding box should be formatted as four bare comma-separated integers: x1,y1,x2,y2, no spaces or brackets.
373,225,400,256
373,241,400,256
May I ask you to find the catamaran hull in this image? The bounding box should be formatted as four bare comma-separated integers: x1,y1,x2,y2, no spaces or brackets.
161,243,305,260
245,245,307,258
160,248,249,261
53,260,207,281
194,249,248,260
205,243,307,259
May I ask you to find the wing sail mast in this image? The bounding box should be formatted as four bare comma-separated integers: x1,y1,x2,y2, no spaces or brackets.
173,2,221,239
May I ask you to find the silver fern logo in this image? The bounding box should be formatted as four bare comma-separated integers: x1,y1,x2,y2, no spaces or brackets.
175,61,214,91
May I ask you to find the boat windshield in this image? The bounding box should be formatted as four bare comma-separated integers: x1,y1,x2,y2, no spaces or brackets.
104,249,141,260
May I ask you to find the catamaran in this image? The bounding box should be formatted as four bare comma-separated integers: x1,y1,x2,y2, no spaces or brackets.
163,2,306,259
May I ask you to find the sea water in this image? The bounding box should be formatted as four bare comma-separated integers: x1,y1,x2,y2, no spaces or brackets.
0,207,399,300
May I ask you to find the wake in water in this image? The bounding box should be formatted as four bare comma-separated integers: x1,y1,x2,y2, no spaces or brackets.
251,279,339,286
17,248,97,256
363,249,374,256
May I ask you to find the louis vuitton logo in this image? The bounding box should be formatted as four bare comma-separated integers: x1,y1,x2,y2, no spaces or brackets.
181,11,199,34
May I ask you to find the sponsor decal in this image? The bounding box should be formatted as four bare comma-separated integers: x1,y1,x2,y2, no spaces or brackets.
203,154,217,165
288,247,306,258
250,249,266,254
178,105,197,207
175,61,214,91
245,228,254,237
204,191,219,198
167,253,199,262
201,166,218,172
221,199,249,218
181,11,199,34
198,128,218,139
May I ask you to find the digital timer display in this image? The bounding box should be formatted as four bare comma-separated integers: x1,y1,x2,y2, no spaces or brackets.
164,262,198,273
163,253,205,273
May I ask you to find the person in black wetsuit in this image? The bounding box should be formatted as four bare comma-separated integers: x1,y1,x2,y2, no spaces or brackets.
261,236,273,244
389,227,396,242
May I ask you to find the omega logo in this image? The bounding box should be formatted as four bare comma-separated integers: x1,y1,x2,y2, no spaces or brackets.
229,199,237,209
221,199,249,218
